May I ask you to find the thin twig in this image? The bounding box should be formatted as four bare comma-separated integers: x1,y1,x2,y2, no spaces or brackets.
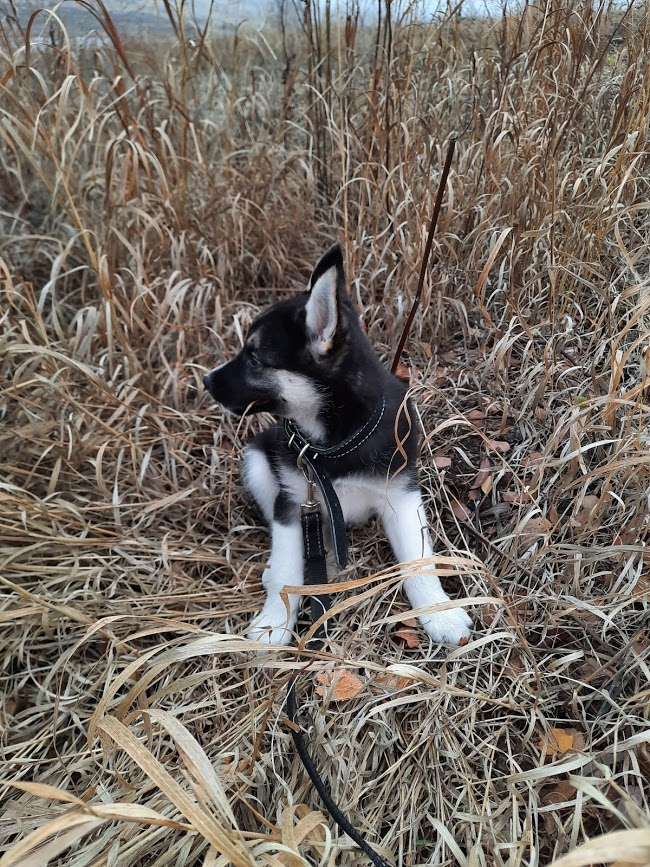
391,136,456,374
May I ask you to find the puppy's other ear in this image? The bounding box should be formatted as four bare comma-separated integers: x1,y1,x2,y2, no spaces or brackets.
305,243,346,356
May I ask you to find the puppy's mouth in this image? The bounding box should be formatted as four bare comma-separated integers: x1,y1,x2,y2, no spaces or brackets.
205,391,275,418
243,400,275,415
203,370,279,417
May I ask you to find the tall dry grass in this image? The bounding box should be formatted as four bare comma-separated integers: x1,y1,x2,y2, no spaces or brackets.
1,1,649,865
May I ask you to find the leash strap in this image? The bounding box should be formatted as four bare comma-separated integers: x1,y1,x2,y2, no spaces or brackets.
286,430,348,569
304,455,347,569
300,502,331,643
289,498,391,867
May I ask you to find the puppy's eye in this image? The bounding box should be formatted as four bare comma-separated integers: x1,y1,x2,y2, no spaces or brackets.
248,348,262,367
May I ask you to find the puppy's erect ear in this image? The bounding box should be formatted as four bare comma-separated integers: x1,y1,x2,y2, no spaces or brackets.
305,243,346,356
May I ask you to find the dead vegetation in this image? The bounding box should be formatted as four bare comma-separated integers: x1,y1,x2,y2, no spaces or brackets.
0,0,649,865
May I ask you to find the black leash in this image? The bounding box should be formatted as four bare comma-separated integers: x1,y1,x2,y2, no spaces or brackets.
287,678,391,867
283,409,392,867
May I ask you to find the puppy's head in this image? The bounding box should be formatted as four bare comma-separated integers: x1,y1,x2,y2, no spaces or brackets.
203,243,355,428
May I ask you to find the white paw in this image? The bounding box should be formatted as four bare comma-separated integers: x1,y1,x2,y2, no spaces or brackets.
419,606,472,645
247,598,296,646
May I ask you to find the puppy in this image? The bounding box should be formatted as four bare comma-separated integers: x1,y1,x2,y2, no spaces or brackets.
204,244,472,645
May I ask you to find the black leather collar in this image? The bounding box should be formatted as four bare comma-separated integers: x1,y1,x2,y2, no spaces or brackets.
284,398,385,461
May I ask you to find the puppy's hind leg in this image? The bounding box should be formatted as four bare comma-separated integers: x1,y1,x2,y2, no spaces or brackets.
381,485,472,645
243,447,304,645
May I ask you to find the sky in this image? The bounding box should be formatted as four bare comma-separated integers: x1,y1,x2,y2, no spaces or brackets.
145,0,523,21
9,0,529,34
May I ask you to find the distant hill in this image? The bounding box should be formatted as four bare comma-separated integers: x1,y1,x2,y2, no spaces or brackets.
1,0,274,38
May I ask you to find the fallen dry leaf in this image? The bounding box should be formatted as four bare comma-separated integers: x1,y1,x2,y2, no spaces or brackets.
481,603,500,627
614,526,640,547
504,650,525,677
393,627,420,648
543,780,575,805
466,408,485,421
574,494,600,528
633,577,650,597
489,439,511,453
3,697,17,716
633,633,649,655
520,516,551,537
449,498,472,522
315,670,363,701
374,672,414,690
537,728,585,757
433,455,452,469
470,456,491,490
421,341,432,359
538,729,573,757
394,364,410,384
503,491,527,504
523,451,544,468
504,594,530,628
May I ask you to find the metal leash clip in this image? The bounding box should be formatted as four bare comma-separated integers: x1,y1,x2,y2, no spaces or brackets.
296,444,320,518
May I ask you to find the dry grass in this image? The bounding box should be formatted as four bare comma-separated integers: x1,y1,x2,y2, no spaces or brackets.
1,1,649,865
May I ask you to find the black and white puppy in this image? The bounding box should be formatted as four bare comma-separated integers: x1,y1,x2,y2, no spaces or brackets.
204,244,472,645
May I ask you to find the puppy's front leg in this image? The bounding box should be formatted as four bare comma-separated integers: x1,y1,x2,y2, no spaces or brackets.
247,516,304,645
382,486,472,645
